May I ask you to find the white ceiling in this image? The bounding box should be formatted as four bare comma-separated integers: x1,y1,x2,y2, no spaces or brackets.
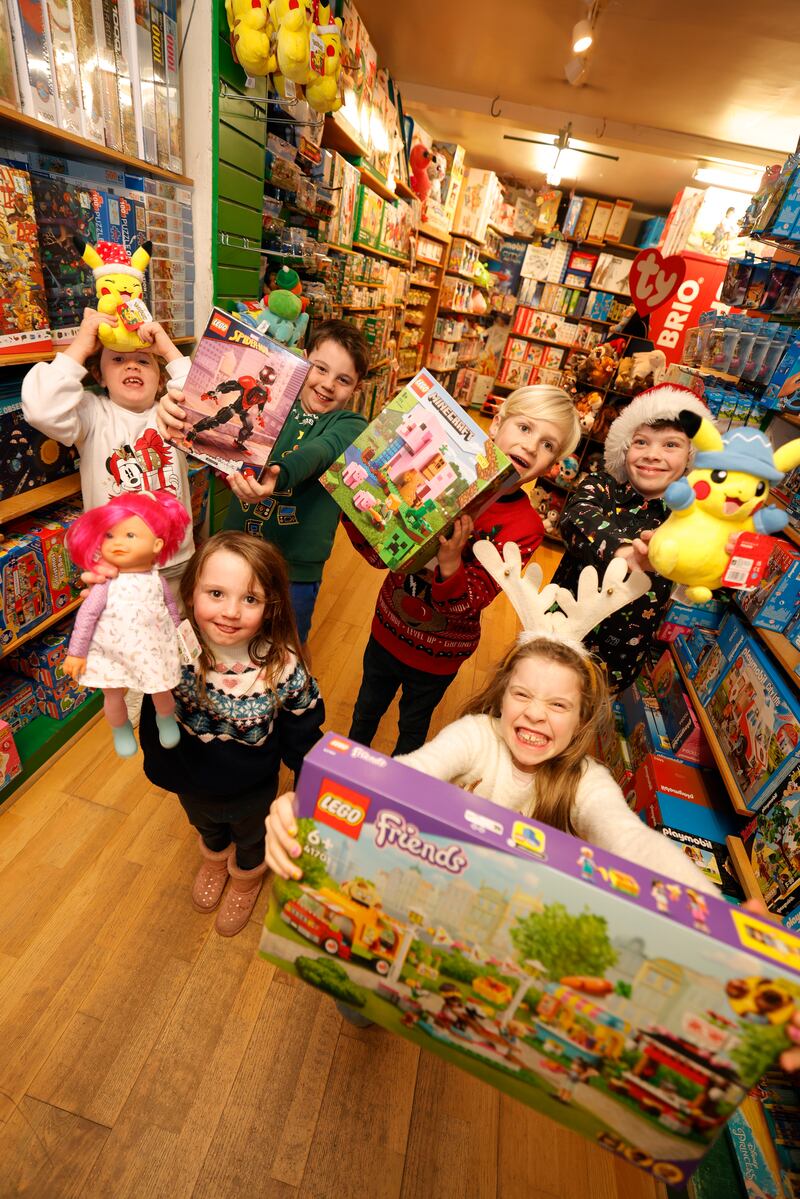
355,0,800,211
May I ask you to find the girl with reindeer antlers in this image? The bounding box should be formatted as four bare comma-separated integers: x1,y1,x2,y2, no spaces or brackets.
265,547,714,894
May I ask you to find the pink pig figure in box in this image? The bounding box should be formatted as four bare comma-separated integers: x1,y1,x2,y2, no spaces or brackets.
63,491,190,758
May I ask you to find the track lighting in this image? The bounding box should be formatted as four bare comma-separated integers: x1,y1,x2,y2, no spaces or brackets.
571,18,593,54
564,56,589,87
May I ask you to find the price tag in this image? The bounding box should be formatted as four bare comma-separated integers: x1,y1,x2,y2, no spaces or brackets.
177,618,202,664
721,532,776,590
117,297,152,331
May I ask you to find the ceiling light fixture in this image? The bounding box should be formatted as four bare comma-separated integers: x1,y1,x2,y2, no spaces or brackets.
564,56,589,87
693,163,764,192
571,18,593,53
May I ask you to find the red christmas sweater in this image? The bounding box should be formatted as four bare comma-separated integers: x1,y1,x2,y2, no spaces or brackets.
344,490,544,676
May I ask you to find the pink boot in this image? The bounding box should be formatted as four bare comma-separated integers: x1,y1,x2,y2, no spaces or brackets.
191,837,232,912
215,852,268,937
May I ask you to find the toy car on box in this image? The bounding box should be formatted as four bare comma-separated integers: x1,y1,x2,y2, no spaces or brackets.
170,308,309,477
321,370,516,572
261,733,800,1190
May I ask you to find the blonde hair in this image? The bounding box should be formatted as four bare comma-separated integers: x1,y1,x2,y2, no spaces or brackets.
495,386,581,458
461,638,612,833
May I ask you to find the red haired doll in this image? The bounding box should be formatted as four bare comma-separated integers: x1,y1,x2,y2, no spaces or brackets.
64,491,191,757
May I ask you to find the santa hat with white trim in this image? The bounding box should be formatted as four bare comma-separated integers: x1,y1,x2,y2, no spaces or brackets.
603,384,713,485
73,235,152,282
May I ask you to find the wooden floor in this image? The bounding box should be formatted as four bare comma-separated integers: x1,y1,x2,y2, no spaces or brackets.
0,528,665,1199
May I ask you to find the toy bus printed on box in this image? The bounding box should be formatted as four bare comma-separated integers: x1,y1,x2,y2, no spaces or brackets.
171,308,309,477
321,370,517,573
260,733,800,1190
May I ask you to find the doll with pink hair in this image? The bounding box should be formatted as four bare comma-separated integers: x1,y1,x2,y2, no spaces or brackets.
64,491,191,757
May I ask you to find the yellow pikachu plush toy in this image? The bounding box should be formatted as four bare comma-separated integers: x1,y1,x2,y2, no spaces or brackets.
74,236,153,353
648,409,800,603
305,3,343,113
269,0,312,84
225,0,273,77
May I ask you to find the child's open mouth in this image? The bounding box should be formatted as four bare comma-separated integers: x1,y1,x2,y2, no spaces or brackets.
123,376,143,387
515,727,549,748
509,453,530,471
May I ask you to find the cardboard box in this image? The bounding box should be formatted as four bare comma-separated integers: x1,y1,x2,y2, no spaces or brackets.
706,635,800,811
657,595,728,642
322,370,516,572
33,676,91,721
629,752,739,844
170,308,309,477
11,510,81,611
0,718,22,793
260,732,800,1191
658,827,743,901
741,768,800,915
692,612,749,705
7,618,74,690
0,535,52,649
0,673,38,733
353,184,384,249
737,541,800,631
650,651,713,767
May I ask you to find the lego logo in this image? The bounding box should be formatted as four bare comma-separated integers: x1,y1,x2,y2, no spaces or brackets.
210,314,231,336
314,778,371,839
328,737,350,753
318,794,364,825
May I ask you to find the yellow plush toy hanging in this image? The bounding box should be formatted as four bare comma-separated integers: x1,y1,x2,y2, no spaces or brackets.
269,0,313,84
74,237,154,354
305,3,343,113
225,0,273,78
648,409,800,603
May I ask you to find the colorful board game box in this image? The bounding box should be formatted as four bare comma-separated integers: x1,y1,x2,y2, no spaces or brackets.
0,534,51,647
7,618,75,691
171,308,309,477
0,673,38,733
321,369,516,572
0,164,53,356
260,733,800,1190
0,718,22,793
30,170,98,342
741,771,800,916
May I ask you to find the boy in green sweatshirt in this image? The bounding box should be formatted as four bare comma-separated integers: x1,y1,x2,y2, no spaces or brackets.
158,320,370,648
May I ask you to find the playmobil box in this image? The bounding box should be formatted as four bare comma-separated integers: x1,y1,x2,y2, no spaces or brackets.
321,370,516,572
171,308,309,477
0,718,21,794
737,541,800,632
0,673,38,733
650,651,713,767
0,534,52,649
672,628,719,681
706,636,800,812
629,752,740,844
691,612,749,706
657,594,728,642
260,733,800,1190
659,827,744,902
740,765,800,917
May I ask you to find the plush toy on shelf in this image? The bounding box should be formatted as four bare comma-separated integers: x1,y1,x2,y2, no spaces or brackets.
409,143,433,204
305,3,343,113
62,492,191,758
235,266,309,350
74,236,153,353
575,342,620,388
648,409,800,603
269,0,313,84
548,454,580,489
575,390,603,433
614,349,667,396
225,0,273,77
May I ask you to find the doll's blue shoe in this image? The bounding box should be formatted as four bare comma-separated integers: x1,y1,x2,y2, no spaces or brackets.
112,720,138,757
156,713,181,749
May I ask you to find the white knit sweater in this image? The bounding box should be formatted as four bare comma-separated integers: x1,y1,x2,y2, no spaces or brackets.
397,714,715,893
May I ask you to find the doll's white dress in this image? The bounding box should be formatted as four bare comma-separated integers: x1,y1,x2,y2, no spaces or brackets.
80,571,181,693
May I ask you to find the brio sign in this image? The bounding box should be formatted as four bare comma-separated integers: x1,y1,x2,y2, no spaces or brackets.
648,253,727,365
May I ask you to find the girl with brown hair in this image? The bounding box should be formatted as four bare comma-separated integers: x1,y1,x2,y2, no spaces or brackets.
138,530,324,936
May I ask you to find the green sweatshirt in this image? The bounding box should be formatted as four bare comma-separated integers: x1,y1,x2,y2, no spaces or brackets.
224,402,367,582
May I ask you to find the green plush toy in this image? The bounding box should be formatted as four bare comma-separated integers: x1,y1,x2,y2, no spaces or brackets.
235,267,309,351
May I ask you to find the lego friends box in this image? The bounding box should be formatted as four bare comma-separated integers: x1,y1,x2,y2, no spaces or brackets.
260,734,800,1189
321,370,516,572
172,308,310,477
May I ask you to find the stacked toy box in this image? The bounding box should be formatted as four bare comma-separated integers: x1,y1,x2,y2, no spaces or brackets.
0,719,22,795
261,733,800,1191
321,369,516,573
6,615,93,721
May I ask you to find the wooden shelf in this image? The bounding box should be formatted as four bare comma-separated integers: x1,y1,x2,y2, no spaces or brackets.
355,163,401,204
367,357,391,373
415,256,444,270
339,303,392,313
352,242,410,265
670,648,750,816
753,626,800,684
0,103,193,185
418,223,451,245
1,597,83,661
0,474,81,524
726,836,762,900
507,332,576,350
322,112,367,158
410,279,439,290
395,180,415,202
449,230,482,246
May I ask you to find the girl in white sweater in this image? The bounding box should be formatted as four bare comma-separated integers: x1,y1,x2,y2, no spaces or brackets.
265,635,714,893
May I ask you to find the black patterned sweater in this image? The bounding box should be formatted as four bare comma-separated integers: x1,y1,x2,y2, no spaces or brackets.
140,644,324,798
551,471,671,692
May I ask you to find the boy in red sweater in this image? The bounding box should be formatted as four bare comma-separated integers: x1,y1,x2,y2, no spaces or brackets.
347,387,581,754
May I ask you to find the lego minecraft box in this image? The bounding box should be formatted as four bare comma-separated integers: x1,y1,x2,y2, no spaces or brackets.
172,308,309,477
321,370,516,572
260,733,800,1190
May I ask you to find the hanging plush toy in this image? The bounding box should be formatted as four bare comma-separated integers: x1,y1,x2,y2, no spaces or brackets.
74,236,153,353
409,143,433,204
305,2,343,113
269,0,313,84
225,0,273,77
648,410,800,603
62,492,191,758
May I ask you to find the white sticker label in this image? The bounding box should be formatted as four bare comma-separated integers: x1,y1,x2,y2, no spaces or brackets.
177,619,202,664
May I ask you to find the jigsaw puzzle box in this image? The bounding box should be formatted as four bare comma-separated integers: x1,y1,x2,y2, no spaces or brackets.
172,308,309,477
260,733,800,1190
321,370,516,572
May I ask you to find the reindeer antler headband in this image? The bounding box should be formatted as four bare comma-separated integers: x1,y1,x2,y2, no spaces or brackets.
472,541,651,656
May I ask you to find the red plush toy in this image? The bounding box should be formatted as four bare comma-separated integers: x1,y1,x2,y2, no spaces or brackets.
410,143,433,203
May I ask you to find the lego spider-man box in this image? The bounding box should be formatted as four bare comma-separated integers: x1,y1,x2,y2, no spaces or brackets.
172,308,310,476
259,733,800,1190
321,369,516,572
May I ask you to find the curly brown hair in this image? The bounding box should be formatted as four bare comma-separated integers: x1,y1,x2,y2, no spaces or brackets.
179,531,304,698
461,638,612,833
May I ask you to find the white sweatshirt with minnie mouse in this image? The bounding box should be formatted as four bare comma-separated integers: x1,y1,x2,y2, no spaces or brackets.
22,352,194,573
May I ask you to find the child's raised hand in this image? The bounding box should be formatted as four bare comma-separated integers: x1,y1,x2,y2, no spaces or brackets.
265,791,303,879
227,464,281,503
62,655,86,682
437,515,474,579
137,321,182,363
66,307,118,364
79,561,117,598
156,390,188,440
